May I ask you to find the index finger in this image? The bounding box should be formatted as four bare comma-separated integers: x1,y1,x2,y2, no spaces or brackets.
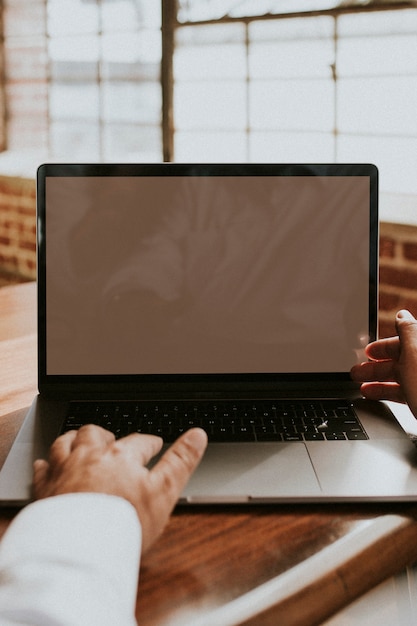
150,428,207,504
365,336,400,361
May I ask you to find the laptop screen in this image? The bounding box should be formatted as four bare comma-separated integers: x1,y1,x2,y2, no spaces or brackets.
38,163,378,385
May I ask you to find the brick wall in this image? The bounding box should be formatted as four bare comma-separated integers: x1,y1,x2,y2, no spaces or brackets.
379,222,417,339
0,175,36,280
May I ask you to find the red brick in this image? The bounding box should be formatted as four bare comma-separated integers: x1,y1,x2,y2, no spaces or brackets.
403,242,417,262
378,319,396,339
0,252,18,265
379,236,396,259
400,298,417,317
19,240,36,252
0,176,37,280
379,266,417,291
379,289,401,311
17,205,35,217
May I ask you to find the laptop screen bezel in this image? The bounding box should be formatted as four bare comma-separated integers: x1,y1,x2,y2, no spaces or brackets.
37,162,378,398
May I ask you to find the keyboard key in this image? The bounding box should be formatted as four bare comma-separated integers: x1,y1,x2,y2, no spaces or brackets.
283,433,304,442
304,432,325,441
346,431,368,440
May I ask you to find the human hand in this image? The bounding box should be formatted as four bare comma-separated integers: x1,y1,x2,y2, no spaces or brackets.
350,309,417,419
32,425,207,553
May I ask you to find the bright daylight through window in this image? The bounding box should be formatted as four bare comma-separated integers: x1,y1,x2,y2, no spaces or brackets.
173,0,417,221
1,0,416,221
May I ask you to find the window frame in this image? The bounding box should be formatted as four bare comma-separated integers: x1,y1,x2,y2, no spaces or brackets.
162,0,417,168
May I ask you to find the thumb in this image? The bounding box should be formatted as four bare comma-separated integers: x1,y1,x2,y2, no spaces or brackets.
395,309,417,345
395,309,417,417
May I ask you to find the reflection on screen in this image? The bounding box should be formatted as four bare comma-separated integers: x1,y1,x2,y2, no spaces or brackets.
45,175,370,375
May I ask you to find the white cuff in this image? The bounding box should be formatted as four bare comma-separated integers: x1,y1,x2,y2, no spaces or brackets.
0,493,141,626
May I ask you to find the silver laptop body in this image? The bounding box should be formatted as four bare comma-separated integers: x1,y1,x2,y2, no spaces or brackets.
2,162,417,506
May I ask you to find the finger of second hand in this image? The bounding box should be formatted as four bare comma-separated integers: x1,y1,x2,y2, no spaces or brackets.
351,359,397,383
366,336,400,361
360,381,405,404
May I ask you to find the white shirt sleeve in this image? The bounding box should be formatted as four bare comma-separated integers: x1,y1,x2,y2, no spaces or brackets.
0,493,141,626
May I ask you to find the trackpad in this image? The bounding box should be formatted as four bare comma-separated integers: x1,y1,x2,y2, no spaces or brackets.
181,442,321,502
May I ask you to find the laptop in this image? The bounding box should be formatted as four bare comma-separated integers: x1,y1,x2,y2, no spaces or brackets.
2,162,417,506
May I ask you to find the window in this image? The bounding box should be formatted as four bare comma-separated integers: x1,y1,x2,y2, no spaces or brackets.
169,0,417,209
2,0,162,162
48,0,161,161
1,0,417,222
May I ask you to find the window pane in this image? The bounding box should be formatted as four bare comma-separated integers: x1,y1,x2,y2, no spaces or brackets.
101,32,160,82
338,76,417,135
48,0,99,36
102,0,161,31
175,130,247,161
103,82,161,123
250,130,334,162
249,40,334,79
338,34,417,77
50,121,100,159
338,135,417,195
101,0,142,32
49,36,100,81
250,16,334,42
49,84,99,120
175,24,245,81
175,42,246,80
174,81,247,130
338,8,417,36
102,31,161,65
103,123,161,161
49,35,100,62
176,23,245,45
250,79,334,131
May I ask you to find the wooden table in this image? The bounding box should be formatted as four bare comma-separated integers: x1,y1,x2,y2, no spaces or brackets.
2,282,417,625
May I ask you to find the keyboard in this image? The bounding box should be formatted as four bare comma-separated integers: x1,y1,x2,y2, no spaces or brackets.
61,399,368,443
